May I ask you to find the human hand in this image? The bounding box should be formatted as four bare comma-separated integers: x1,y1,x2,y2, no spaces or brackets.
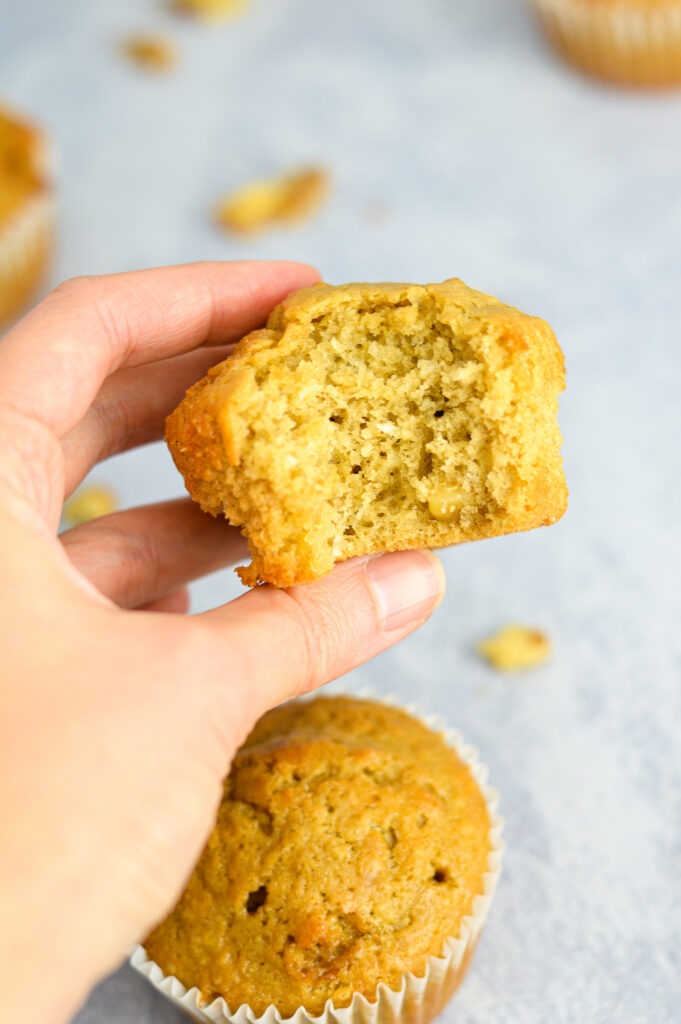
0,262,446,1024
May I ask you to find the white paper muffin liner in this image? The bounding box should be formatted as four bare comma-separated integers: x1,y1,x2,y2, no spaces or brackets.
131,691,504,1024
528,0,681,85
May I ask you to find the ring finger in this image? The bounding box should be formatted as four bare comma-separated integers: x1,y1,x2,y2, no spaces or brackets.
60,345,234,497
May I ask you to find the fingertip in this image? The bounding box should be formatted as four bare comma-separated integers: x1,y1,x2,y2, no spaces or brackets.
363,549,447,633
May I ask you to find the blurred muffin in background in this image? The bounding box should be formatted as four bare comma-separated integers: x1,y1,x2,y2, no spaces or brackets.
170,0,248,19
0,105,53,330
527,0,681,87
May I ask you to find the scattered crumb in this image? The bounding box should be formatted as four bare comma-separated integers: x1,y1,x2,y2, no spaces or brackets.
363,199,391,225
169,0,248,20
121,34,178,71
63,485,118,526
477,624,551,672
215,167,329,236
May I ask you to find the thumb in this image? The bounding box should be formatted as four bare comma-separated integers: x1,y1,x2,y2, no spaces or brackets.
198,549,446,719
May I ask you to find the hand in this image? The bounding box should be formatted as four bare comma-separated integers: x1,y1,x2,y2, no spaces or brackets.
0,262,446,1024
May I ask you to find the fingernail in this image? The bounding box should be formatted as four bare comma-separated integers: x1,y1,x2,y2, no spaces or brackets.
365,550,446,632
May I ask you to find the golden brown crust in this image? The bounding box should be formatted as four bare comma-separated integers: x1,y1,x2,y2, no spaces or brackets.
144,697,492,1017
166,279,567,587
0,107,53,330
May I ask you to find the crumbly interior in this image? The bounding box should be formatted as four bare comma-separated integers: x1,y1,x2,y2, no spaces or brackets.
144,697,492,1017
269,299,504,548
165,280,566,585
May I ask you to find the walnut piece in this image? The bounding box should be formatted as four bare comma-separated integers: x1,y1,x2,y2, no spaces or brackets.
477,624,551,672
63,485,118,526
215,167,328,236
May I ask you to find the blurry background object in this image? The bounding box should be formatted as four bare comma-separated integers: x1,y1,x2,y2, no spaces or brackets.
62,484,118,526
526,0,681,86
215,166,329,235
0,104,53,330
477,624,552,672
169,0,249,20
121,34,179,73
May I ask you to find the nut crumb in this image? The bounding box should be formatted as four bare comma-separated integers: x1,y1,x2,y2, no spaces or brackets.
121,34,178,71
215,167,329,236
169,0,248,19
477,624,551,672
63,485,118,526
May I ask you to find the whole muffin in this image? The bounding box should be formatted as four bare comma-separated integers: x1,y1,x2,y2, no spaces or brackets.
527,0,681,86
144,697,497,1019
166,278,566,588
0,105,53,329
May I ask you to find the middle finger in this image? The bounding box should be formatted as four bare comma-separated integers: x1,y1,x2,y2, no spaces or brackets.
61,345,233,497
60,497,247,608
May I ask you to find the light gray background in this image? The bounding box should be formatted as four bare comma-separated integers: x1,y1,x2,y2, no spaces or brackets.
3,0,681,1021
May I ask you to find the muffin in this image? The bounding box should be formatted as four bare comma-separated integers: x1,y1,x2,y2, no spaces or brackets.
140,696,502,1024
0,105,53,330
166,279,567,588
527,0,681,86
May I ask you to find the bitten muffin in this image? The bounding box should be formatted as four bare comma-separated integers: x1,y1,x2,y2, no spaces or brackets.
166,279,567,587
527,0,681,86
0,105,53,330
144,697,493,1018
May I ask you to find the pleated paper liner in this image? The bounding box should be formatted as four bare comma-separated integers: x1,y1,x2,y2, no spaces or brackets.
529,0,681,86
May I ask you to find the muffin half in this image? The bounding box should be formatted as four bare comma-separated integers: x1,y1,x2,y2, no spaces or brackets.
166,279,567,587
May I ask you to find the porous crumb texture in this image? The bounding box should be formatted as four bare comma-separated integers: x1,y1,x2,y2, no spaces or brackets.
166,279,567,587
144,697,492,1018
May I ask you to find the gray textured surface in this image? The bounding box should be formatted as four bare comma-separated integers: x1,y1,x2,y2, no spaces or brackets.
3,0,681,1021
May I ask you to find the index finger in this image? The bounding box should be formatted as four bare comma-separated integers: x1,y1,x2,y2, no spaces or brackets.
0,260,319,437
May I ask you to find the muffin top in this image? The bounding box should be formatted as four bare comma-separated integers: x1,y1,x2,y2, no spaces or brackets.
0,108,46,224
145,696,491,1017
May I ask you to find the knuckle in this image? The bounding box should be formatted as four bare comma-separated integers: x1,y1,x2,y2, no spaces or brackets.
281,587,347,692
123,527,165,600
51,275,128,358
51,274,99,306
91,389,135,461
